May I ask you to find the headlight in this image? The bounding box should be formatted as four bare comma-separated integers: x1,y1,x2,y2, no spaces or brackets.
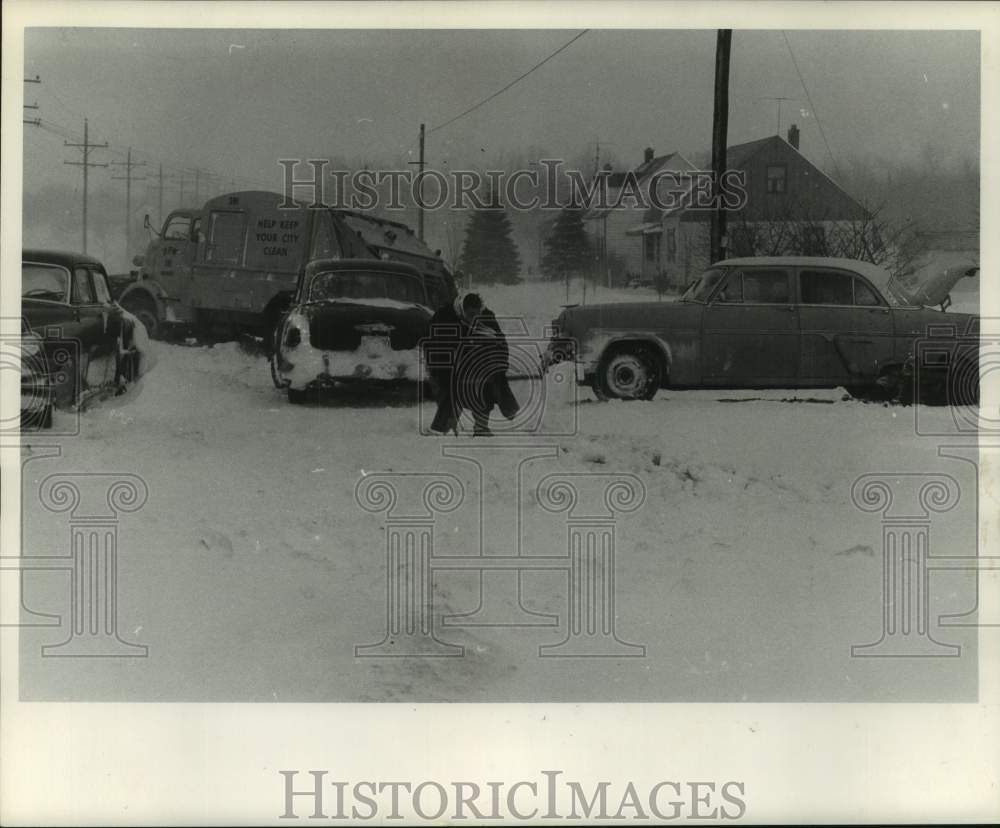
285,326,302,348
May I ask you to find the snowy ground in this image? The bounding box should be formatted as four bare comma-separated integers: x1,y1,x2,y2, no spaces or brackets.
17,279,982,702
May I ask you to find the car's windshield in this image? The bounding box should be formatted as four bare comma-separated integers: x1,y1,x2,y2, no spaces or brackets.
680,267,727,302
22,263,69,302
308,270,426,305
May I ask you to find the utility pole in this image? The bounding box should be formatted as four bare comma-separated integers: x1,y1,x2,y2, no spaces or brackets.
192,167,205,203
64,118,108,254
24,75,41,126
710,30,732,264
111,148,147,261
408,123,427,242
155,164,165,224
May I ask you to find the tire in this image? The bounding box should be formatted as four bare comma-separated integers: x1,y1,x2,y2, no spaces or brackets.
593,346,661,401
122,297,159,340
854,365,909,404
287,386,315,405
946,353,979,407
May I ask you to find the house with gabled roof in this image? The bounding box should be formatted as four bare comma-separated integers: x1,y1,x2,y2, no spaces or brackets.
583,147,697,287
588,127,869,289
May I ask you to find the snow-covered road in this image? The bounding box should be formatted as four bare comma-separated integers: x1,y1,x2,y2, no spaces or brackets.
17,279,982,702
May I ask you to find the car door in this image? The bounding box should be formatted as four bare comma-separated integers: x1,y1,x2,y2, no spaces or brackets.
154,211,200,305
69,266,108,354
701,266,799,386
797,267,895,385
89,265,125,347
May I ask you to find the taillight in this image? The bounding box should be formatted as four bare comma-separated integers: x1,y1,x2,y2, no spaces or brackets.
285,326,301,348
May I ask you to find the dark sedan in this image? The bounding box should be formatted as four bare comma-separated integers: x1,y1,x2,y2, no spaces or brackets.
270,258,434,403
22,249,146,408
547,256,979,404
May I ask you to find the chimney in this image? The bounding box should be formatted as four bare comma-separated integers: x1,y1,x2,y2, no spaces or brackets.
787,124,800,150
644,147,654,164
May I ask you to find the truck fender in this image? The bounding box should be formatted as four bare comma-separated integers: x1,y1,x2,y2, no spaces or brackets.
118,282,166,315
117,283,168,338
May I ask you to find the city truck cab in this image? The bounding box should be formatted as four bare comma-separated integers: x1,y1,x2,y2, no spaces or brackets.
119,190,456,344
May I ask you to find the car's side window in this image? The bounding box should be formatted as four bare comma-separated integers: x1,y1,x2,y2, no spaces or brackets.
743,269,790,304
715,270,743,303
72,266,97,304
853,278,882,307
91,269,112,303
800,269,854,305
714,269,790,304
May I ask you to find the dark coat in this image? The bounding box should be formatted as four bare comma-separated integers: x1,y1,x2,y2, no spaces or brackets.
423,303,518,431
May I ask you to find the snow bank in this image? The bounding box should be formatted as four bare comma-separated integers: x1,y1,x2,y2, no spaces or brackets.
18,312,979,703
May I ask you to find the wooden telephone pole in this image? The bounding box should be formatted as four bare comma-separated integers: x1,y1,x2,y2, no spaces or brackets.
64,118,108,254
710,30,732,264
407,124,427,242
111,148,147,261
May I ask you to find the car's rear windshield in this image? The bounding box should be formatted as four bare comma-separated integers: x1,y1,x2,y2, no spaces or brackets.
22,263,69,302
308,270,426,305
680,267,726,302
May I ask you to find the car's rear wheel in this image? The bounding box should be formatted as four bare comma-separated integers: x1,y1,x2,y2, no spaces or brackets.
945,353,979,407
287,386,319,405
593,346,661,401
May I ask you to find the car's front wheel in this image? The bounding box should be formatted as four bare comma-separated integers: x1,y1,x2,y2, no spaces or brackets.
593,346,661,401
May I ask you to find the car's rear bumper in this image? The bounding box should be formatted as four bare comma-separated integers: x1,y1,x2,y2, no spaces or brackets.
21,375,53,428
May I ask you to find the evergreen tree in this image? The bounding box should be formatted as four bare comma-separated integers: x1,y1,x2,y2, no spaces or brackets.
540,205,592,282
458,202,522,285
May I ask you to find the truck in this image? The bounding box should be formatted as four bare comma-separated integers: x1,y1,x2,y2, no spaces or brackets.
118,190,457,345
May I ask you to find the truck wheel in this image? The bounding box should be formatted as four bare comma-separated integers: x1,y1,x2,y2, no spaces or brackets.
122,297,159,340
594,346,661,401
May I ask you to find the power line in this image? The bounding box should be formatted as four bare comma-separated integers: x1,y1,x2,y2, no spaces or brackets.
63,118,109,254
428,30,589,135
781,31,838,175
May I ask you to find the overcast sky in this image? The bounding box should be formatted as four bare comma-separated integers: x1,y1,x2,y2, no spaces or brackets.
24,28,979,194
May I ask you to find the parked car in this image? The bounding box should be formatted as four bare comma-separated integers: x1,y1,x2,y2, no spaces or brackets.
22,250,147,408
545,256,979,404
270,258,434,403
19,320,53,429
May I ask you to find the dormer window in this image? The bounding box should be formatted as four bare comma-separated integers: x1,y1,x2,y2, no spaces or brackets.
766,164,787,194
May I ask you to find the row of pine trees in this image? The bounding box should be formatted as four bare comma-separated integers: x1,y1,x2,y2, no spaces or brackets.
458,204,591,285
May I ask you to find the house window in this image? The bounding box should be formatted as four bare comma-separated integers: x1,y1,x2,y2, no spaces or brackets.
766,165,787,194
643,233,661,264
665,228,677,263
